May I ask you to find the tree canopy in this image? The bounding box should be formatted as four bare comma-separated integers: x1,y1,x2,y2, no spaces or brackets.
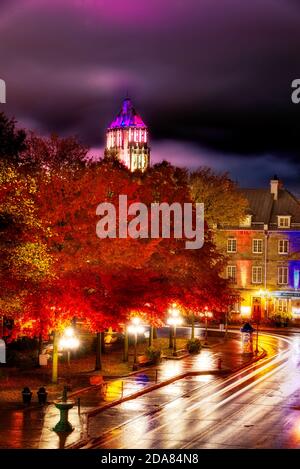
189,167,248,228
0,112,236,341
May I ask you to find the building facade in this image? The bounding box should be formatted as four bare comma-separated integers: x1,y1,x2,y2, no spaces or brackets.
105,97,150,172
215,178,300,323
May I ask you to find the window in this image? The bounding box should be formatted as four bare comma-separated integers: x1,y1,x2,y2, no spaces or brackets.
240,215,252,227
278,216,291,228
277,299,288,313
278,239,289,254
227,265,237,283
227,238,237,253
253,239,263,254
231,301,240,313
252,266,263,284
278,266,288,285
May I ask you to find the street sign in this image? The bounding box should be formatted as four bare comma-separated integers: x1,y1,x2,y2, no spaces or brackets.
273,291,300,298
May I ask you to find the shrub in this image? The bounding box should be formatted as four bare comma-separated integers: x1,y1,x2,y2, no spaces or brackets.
6,349,37,368
186,338,201,354
145,346,161,364
9,337,38,351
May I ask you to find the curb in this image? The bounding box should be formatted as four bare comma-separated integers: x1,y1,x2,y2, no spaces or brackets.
67,350,266,449
22,348,267,412
82,349,266,419
6,337,265,414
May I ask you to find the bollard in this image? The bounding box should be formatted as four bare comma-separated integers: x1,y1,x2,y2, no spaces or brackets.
22,387,32,405
217,358,222,370
121,381,124,398
77,397,81,414
155,369,158,383
37,386,48,405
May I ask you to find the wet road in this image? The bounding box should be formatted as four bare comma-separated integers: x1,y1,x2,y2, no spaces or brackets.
0,333,252,449
82,332,300,449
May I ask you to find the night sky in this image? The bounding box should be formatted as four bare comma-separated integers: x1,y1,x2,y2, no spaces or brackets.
1,0,300,191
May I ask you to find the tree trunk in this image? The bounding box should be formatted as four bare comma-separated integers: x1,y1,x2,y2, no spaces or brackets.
123,327,128,362
95,332,102,370
191,313,195,339
149,326,154,346
36,333,43,367
169,327,173,348
52,331,58,384
153,327,158,339
101,331,105,354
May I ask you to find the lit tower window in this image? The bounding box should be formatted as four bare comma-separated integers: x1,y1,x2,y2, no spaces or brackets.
105,96,150,172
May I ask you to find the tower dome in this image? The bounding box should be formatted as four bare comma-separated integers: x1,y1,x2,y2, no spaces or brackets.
105,97,150,172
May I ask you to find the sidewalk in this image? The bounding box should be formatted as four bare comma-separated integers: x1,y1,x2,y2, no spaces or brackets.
0,337,261,449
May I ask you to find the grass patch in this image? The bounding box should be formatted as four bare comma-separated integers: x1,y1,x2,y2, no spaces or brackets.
0,336,190,404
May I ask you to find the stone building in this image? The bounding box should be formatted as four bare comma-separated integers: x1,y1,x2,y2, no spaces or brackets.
215,177,300,322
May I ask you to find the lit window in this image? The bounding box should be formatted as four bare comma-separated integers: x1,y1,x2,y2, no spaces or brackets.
278,239,289,254
227,238,237,253
252,266,262,284
277,299,288,313
227,265,237,283
278,216,291,228
278,266,288,285
253,239,263,254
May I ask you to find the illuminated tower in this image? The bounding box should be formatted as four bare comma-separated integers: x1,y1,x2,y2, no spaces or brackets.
105,97,150,172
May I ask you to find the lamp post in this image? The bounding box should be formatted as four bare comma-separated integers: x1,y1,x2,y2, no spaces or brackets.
200,307,213,345
59,327,80,367
127,317,145,370
258,289,269,319
167,305,183,356
225,309,229,339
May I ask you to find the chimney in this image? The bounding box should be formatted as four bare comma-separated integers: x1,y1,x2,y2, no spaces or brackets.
270,175,283,200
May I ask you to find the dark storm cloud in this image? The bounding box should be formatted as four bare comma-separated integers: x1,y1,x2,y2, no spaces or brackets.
1,0,300,188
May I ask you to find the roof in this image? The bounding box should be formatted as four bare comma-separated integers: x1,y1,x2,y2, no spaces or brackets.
108,97,147,129
239,186,300,228
241,189,274,223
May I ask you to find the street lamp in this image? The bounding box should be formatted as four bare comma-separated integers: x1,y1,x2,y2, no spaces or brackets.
127,317,145,369
59,327,80,366
167,305,183,356
200,307,213,345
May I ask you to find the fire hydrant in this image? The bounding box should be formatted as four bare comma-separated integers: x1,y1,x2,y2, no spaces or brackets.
217,358,222,370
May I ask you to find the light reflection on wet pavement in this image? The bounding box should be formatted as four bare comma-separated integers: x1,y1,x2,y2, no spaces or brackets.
86,334,300,449
0,333,289,449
